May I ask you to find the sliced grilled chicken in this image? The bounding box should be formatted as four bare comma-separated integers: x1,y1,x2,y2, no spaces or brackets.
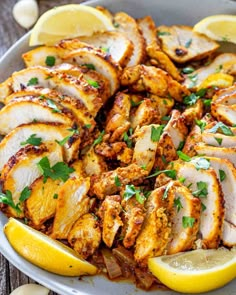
182,99,204,126
137,16,157,47
134,184,173,266
98,195,123,248
222,221,236,247
1,142,63,217
147,42,183,81
211,103,236,126
0,77,12,103
82,146,107,176
206,157,236,246
172,160,224,249
212,84,236,104
26,177,61,228
5,87,96,130
164,110,188,150
114,12,146,67
167,182,201,254
62,46,120,95
149,94,174,118
157,25,219,63
90,163,148,199
195,145,236,167
121,197,145,248
79,31,134,67
132,124,160,173
105,92,131,143
68,213,101,259
0,97,75,135
10,66,102,116
202,131,236,147
183,53,236,89
121,65,190,102
51,177,90,239
130,99,160,130
0,122,80,170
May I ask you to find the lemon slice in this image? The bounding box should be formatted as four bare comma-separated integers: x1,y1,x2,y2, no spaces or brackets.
4,218,97,276
29,4,114,46
148,248,236,293
193,15,236,43
197,72,234,90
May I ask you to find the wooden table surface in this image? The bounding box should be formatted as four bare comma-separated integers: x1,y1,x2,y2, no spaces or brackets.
0,1,85,294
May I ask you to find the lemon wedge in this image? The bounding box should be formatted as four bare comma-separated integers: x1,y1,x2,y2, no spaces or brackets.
193,15,236,44
29,4,114,46
148,248,236,293
4,218,97,276
197,72,234,90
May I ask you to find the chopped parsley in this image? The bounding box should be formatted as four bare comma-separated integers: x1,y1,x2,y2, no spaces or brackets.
81,63,96,70
20,134,42,146
56,129,79,146
214,137,223,145
201,202,207,211
93,130,105,146
37,157,75,183
114,175,121,187
123,185,145,204
151,125,164,142
182,216,195,228
191,157,210,170
157,31,171,36
177,141,185,151
195,120,206,133
146,169,176,179
86,79,100,88
185,38,192,48
27,77,38,86
163,182,173,199
123,129,133,148
177,151,191,162
131,99,143,107
187,73,198,88
47,99,61,113
192,181,208,198
53,193,58,199
84,124,92,129
219,169,226,182
182,67,195,74
161,115,171,121
45,56,56,67
174,196,183,212
208,122,233,136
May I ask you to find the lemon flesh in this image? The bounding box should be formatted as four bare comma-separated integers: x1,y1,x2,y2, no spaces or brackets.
29,4,114,46
194,15,236,44
148,248,236,293
4,218,97,276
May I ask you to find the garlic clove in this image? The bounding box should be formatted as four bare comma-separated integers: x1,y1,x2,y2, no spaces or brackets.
10,283,50,295
12,0,39,29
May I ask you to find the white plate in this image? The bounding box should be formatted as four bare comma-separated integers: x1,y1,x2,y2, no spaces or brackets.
0,0,236,294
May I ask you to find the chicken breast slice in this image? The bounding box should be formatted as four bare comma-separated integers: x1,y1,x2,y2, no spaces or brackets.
137,16,157,47
0,97,75,135
212,84,236,104
222,221,236,247
0,77,12,103
26,176,61,228
68,213,101,259
202,131,236,148
0,122,80,170
114,12,146,67
183,53,236,89
167,182,201,254
132,124,160,173
51,177,90,239
206,157,236,245
90,163,148,200
172,160,224,249
157,25,219,63
82,146,107,176
98,195,123,248
211,103,236,126
1,142,63,217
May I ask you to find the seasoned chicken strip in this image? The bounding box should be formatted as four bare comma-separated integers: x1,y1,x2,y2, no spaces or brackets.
212,84,236,104
90,163,148,199
0,97,75,135
105,92,131,143
211,103,236,126
0,77,12,103
26,176,61,228
0,122,79,170
202,131,236,148
132,124,160,172
82,146,107,176
114,12,146,67
137,16,157,47
172,160,224,249
182,99,204,126
68,213,101,259
222,221,236,247
157,25,219,63
1,142,63,217
98,195,123,247
121,65,190,102
51,177,90,239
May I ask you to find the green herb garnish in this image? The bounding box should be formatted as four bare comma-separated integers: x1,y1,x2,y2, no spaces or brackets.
20,134,42,146
45,56,56,67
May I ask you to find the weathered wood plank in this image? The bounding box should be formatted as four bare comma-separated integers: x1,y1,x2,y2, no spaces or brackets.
0,1,85,294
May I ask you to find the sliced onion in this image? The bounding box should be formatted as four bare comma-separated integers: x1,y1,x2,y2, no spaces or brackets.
101,248,122,279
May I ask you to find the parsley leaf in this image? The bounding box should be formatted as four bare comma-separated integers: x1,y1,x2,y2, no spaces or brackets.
53,193,58,199
20,134,42,146
146,169,176,179
187,73,198,88
123,185,145,204
0,190,21,214
163,182,173,199
114,175,121,187
182,216,195,228
191,157,210,170
177,140,185,151
131,100,143,107
182,67,195,74
123,131,132,148
195,120,206,133
185,38,192,48
177,151,191,162
157,31,171,36
201,202,207,211
86,79,100,88
37,157,74,183
214,137,222,145
56,129,78,146
27,77,38,86
19,186,31,202
84,124,92,129
93,130,105,146
208,122,233,136
46,99,61,113
192,181,208,198
151,125,164,142
183,93,198,106
219,169,226,182
45,56,56,66
161,115,171,121
178,176,186,183
174,196,183,212
81,63,96,70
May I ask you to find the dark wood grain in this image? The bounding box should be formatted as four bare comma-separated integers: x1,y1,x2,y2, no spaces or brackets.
0,1,85,294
